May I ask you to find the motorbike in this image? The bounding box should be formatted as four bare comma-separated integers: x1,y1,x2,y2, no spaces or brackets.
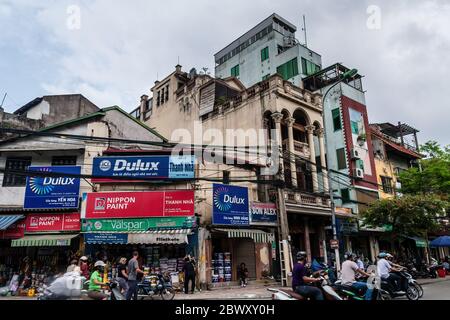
268,271,342,301
379,270,420,300
334,276,391,301
137,273,175,300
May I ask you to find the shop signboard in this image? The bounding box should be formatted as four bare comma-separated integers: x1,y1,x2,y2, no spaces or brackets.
91,155,195,182
212,184,249,226
84,233,128,244
250,202,277,225
25,213,81,232
1,221,26,239
82,190,195,219
81,217,195,232
24,166,81,209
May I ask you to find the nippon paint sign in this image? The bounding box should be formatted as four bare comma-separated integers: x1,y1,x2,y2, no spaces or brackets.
24,166,81,209
91,155,195,182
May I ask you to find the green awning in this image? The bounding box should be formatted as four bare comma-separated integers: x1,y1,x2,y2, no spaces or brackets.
11,234,78,247
404,236,427,248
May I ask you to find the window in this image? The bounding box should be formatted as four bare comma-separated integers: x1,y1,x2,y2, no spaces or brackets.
315,156,322,173
231,65,240,77
381,176,393,194
261,47,269,61
262,74,270,81
2,157,31,187
52,156,77,166
276,58,299,80
341,188,351,203
336,148,347,170
161,88,165,104
301,57,321,76
332,108,341,131
156,91,161,107
351,121,359,134
165,85,169,102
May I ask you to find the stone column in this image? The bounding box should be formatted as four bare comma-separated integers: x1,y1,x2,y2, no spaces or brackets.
304,217,312,262
318,128,329,193
286,117,297,187
306,125,319,193
271,112,285,177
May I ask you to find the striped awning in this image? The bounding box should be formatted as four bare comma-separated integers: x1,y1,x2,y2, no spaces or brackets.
215,228,275,243
11,234,78,247
127,229,191,244
0,215,24,230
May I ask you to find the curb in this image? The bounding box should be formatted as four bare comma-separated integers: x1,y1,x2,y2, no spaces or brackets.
417,277,450,285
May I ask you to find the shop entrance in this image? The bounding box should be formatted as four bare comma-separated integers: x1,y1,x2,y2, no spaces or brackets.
234,238,256,280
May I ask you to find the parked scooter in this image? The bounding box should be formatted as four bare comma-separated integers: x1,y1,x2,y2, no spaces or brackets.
137,272,175,300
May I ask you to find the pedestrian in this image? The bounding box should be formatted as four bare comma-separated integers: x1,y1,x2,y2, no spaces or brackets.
117,257,129,295
238,263,249,287
183,256,195,294
66,259,80,273
79,256,90,279
126,251,144,300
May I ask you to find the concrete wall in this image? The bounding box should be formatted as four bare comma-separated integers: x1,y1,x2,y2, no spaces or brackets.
215,30,322,88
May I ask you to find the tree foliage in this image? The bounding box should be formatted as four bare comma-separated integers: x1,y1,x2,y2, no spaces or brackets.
361,195,446,237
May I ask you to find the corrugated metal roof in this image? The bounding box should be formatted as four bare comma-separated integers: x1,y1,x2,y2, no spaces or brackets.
0,215,24,230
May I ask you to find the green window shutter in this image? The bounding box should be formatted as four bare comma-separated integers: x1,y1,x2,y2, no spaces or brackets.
341,189,351,203
231,65,239,77
332,108,341,131
262,74,270,81
351,121,359,134
292,58,299,78
261,47,269,61
301,58,308,75
276,64,286,79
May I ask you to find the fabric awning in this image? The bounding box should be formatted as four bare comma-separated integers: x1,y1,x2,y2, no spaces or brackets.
11,234,78,247
430,236,450,247
0,215,24,230
215,228,275,243
404,236,427,248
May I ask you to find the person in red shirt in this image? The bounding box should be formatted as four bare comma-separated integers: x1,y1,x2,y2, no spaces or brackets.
79,256,90,279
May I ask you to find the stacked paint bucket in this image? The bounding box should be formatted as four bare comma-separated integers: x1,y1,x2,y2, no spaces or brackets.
224,252,232,282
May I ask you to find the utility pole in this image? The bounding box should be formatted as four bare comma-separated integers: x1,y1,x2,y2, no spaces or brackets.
0,93,7,108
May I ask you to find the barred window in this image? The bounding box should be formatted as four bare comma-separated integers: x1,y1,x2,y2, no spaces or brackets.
2,157,31,187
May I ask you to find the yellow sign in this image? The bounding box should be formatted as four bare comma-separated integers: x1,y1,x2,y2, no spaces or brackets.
335,207,352,215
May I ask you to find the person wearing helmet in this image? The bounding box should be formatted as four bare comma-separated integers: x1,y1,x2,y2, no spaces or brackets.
79,256,90,279
291,251,324,300
341,252,373,300
88,261,108,300
377,252,404,294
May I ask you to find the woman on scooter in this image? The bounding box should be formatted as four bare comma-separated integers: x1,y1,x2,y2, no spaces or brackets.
88,261,108,300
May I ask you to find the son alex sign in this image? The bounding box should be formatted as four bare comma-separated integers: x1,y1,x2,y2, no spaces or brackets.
81,190,195,219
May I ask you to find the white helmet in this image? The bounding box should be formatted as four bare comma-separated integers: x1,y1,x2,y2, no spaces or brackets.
94,260,106,267
80,256,88,261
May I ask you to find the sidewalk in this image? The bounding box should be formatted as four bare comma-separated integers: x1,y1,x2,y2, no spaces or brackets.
416,276,450,286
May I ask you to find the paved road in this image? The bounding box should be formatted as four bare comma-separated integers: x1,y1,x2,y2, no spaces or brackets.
420,280,450,300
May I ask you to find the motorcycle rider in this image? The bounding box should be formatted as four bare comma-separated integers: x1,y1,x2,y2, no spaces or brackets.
377,253,405,294
292,251,324,300
340,252,374,300
88,261,108,300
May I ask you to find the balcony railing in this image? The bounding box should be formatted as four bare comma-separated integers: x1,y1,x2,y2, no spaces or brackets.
282,139,311,159
284,190,331,207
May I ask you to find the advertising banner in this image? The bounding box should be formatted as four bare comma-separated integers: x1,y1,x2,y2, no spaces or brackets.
81,217,195,232
91,155,195,182
25,213,81,232
212,184,249,226
1,221,26,239
24,166,81,209
82,190,195,219
127,233,188,244
84,233,128,244
250,202,277,225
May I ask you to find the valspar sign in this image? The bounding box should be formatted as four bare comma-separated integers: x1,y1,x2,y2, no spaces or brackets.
212,184,249,226
81,190,195,219
91,155,195,182
24,166,81,209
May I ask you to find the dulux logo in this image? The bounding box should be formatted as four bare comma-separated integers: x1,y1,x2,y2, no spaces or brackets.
103,159,160,172
29,176,76,195
213,186,246,212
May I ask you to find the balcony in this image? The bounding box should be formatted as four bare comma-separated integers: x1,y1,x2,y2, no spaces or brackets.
284,190,330,208
282,139,311,159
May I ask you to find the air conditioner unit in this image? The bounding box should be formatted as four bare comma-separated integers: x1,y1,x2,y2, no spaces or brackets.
353,168,364,179
350,148,361,159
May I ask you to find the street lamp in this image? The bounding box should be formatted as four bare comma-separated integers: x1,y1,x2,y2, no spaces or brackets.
322,68,358,273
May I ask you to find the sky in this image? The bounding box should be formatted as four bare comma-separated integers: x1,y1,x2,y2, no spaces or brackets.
0,0,449,145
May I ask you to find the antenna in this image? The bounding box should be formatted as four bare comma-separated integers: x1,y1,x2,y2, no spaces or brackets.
302,14,308,47
177,56,180,65
0,93,7,108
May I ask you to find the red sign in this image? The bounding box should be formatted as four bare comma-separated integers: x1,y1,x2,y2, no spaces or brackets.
83,190,195,219
25,213,80,232
1,220,25,239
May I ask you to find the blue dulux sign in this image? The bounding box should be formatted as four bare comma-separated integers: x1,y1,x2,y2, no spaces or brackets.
91,155,195,181
24,166,81,209
212,184,249,226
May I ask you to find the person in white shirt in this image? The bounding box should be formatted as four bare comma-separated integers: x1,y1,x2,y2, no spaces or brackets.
341,253,373,300
377,253,404,293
